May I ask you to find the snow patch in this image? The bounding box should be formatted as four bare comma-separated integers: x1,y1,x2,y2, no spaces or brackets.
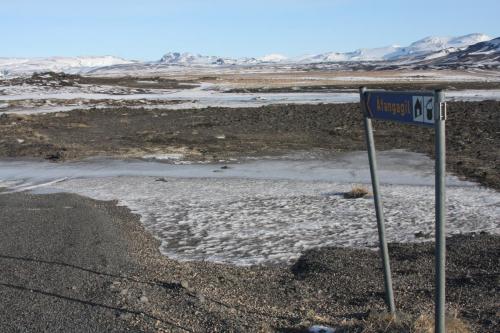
309,325,335,333
0,151,498,266
0,56,135,76
258,54,288,63
142,153,184,161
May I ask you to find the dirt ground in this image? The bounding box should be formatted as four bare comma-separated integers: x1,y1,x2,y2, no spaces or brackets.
1,72,200,90
0,101,498,190
0,96,498,332
0,191,498,332
225,81,500,93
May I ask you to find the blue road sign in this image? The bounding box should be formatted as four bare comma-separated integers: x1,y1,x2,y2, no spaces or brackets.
359,87,448,332
362,91,436,126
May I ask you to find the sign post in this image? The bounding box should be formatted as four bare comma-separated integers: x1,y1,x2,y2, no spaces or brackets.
359,87,396,314
359,87,447,332
434,90,446,333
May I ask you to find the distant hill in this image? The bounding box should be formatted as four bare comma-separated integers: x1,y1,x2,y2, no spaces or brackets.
0,34,498,77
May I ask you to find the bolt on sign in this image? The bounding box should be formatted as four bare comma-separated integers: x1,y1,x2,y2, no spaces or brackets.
359,87,447,333
363,91,442,125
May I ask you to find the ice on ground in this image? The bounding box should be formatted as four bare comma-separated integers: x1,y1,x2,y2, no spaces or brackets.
445,89,500,101
0,151,498,266
309,326,335,333
142,153,184,161
2,81,500,115
47,176,500,266
0,150,476,187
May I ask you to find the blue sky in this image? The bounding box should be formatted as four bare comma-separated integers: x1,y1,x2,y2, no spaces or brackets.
2,0,499,60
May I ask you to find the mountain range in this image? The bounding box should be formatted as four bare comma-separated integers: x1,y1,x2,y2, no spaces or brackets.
0,33,498,76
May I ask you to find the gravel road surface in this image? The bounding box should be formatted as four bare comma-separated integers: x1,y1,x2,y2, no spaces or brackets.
0,192,498,332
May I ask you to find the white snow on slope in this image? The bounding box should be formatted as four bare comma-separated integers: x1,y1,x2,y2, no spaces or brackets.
0,33,494,76
297,33,492,63
160,52,216,65
296,45,401,63
0,56,136,76
467,37,500,55
155,34,492,65
159,52,260,66
258,54,288,63
158,52,287,66
405,34,489,54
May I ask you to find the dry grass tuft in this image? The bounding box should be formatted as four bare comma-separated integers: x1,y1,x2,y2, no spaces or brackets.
67,122,90,128
344,185,371,199
333,311,471,333
412,313,471,333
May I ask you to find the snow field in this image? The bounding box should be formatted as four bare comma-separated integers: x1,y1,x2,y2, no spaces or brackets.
0,151,498,265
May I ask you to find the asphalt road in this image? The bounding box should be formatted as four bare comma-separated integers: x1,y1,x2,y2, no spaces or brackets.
0,192,166,332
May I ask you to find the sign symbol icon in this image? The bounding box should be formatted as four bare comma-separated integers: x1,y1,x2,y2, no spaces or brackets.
426,98,433,121
415,99,422,118
423,96,434,124
412,96,424,122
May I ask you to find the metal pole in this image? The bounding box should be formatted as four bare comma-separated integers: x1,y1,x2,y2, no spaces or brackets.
359,87,396,314
434,90,446,333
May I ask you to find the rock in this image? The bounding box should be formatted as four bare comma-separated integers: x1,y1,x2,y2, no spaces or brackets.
197,293,206,304
45,151,64,161
180,280,190,290
155,177,168,182
54,112,69,118
414,231,426,238
118,312,133,320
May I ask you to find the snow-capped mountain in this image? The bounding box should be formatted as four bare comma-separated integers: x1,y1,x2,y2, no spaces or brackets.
0,56,135,76
401,33,490,54
258,54,288,63
160,52,217,65
156,34,491,66
0,33,497,77
468,37,500,53
421,37,500,68
295,33,492,63
295,45,401,63
158,52,262,66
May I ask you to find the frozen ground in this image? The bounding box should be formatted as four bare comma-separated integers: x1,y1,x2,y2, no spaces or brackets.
0,150,498,266
0,82,357,114
1,82,500,114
